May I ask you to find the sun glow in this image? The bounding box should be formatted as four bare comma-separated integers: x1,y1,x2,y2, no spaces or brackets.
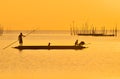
0,0,120,30
104,0,120,9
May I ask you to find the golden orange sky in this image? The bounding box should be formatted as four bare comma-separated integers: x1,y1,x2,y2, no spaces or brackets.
0,0,120,30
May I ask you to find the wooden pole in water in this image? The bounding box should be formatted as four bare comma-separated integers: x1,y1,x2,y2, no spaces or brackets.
70,24,73,35
115,25,117,36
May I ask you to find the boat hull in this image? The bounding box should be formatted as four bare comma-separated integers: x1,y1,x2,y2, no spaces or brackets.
13,46,86,50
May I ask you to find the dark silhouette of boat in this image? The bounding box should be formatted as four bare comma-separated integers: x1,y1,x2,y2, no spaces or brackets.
13,45,86,50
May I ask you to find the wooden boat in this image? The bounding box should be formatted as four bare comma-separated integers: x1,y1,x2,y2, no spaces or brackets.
13,45,86,50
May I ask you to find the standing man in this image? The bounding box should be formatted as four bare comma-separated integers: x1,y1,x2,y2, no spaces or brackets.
18,33,25,45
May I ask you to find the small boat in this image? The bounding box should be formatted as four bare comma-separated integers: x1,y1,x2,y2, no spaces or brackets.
13,45,86,50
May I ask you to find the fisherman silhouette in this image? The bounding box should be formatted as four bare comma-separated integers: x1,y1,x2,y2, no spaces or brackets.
79,41,85,46
75,39,78,46
18,33,25,45
48,42,51,46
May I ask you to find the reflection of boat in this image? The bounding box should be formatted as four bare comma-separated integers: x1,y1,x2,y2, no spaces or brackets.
13,45,86,50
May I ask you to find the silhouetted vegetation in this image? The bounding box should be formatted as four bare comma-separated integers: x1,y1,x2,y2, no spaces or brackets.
70,22,117,37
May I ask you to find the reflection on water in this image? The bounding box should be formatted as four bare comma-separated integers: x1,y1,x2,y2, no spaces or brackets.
0,30,120,79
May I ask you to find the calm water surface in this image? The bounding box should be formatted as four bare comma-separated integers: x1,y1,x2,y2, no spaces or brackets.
0,30,120,79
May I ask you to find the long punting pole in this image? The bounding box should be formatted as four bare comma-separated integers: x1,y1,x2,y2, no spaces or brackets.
3,27,39,49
